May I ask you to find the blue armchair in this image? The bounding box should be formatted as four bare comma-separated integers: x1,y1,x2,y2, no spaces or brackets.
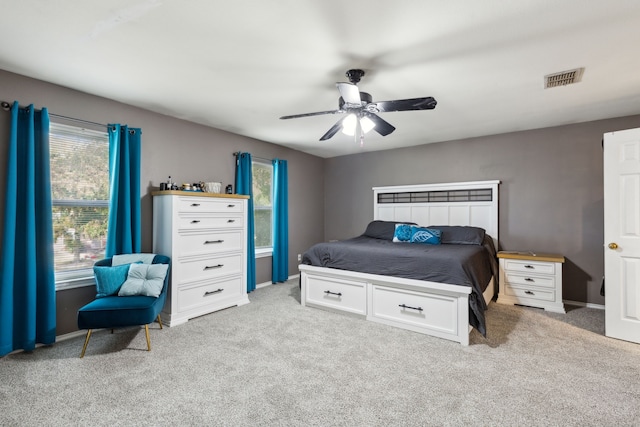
77,254,170,358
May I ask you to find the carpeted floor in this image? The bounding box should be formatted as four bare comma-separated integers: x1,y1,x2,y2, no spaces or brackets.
1,279,639,426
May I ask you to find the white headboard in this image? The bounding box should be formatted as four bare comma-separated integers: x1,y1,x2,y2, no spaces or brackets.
373,180,500,247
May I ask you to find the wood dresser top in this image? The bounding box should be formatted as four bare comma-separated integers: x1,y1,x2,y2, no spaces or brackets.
151,190,249,199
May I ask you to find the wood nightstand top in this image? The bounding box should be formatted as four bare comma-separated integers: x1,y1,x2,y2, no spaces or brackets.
497,251,565,263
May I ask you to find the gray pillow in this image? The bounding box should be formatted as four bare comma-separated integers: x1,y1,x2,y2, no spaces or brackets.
118,263,168,298
431,225,486,245
363,220,416,240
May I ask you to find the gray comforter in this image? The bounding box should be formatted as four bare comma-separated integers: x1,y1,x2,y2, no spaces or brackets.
301,235,497,336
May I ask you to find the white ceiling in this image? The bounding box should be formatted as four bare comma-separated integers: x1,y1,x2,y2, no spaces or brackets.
2,1,640,158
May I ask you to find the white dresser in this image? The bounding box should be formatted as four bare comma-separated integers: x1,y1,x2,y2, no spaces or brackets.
152,191,250,326
497,251,565,313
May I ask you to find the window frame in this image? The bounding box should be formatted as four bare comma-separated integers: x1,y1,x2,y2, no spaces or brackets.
49,121,110,291
251,158,273,258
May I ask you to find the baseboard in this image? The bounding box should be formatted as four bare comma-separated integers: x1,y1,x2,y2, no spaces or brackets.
56,329,88,342
3,329,87,356
256,274,300,289
563,299,605,310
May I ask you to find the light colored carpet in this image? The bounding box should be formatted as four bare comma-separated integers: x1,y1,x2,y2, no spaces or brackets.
1,280,639,426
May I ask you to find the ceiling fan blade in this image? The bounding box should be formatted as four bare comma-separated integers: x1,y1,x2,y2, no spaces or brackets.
280,109,342,120
319,118,345,141
337,82,361,105
374,97,437,113
365,113,396,136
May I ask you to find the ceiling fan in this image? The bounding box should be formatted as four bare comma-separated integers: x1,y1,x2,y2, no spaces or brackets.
280,69,437,143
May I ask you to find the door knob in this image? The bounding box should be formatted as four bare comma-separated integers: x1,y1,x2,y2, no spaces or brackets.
608,242,619,250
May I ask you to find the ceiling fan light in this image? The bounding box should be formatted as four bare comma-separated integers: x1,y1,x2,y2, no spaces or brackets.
341,114,357,136
360,116,375,133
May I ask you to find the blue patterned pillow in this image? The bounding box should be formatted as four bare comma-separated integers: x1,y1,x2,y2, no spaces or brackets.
94,264,133,298
410,226,442,245
392,223,414,242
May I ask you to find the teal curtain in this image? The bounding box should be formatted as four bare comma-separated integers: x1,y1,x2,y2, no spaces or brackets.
0,102,56,356
105,124,141,257
272,159,288,283
235,152,256,292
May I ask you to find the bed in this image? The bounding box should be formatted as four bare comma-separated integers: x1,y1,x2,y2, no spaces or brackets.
299,180,500,345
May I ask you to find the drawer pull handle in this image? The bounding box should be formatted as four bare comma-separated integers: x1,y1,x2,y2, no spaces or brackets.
227,204,235,208
204,288,224,296
324,290,342,297
525,277,535,282
191,203,201,207
525,290,535,295
191,220,201,224
227,219,235,223
524,264,534,269
204,240,224,244
204,264,224,270
399,304,423,312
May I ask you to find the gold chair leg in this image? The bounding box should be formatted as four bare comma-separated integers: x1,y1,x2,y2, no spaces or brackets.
80,329,92,358
157,314,163,329
145,324,151,351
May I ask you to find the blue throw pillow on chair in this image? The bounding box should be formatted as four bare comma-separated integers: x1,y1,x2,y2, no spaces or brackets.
93,264,133,298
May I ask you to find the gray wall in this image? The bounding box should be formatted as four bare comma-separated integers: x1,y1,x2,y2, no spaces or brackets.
0,69,325,335
324,115,640,306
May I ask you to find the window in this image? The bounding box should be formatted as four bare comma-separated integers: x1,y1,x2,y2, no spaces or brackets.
50,122,110,288
252,159,273,253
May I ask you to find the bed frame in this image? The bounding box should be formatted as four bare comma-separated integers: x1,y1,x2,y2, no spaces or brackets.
299,180,500,345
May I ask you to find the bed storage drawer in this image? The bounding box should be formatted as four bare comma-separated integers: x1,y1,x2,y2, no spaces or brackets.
304,275,367,316
368,284,458,336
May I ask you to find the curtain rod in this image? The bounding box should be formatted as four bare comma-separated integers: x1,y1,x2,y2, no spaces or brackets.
1,100,107,128
233,151,274,163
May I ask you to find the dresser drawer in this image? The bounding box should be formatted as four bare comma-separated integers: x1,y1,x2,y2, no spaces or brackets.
305,275,366,315
504,284,555,302
503,259,555,275
369,285,458,335
177,214,243,230
177,230,243,257
504,272,555,289
177,253,243,284
177,197,244,213
178,276,243,312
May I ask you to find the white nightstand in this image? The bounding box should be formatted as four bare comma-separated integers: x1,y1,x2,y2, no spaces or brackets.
497,251,565,313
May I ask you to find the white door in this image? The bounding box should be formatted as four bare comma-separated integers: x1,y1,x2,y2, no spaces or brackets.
604,128,640,344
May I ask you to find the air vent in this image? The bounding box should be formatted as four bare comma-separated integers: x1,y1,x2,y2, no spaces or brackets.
544,67,584,88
